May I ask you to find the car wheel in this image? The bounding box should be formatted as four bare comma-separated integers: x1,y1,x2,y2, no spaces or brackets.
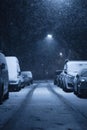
77,92,82,98
77,87,83,98
63,87,68,92
74,90,77,95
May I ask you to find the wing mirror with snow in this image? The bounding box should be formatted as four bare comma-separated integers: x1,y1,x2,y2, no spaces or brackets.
1,63,5,70
76,74,79,78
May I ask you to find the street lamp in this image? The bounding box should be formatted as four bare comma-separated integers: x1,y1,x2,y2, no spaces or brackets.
59,52,63,57
47,34,53,39
45,34,53,43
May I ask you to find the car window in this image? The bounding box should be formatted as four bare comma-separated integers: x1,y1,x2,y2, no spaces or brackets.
81,71,87,77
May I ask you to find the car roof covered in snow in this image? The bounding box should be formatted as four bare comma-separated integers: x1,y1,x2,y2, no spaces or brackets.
65,61,87,76
22,71,32,78
6,56,19,63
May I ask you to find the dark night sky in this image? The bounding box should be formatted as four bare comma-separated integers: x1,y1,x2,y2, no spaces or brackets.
0,0,87,79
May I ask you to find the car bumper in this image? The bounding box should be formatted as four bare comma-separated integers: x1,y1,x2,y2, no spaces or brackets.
9,81,21,91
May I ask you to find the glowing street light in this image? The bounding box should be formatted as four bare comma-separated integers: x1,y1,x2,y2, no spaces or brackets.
46,34,53,39
59,52,63,57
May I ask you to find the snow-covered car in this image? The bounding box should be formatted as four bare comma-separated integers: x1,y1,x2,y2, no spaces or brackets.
73,69,87,97
21,71,33,86
62,60,87,92
0,52,9,104
54,70,62,86
6,56,21,91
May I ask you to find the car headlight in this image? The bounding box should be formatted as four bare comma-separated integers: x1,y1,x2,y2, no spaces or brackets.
68,76,74,81
81,79,85,82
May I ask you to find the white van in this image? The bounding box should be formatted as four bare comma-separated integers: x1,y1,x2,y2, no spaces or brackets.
6,56,21,91
0,53,9,104
62,60,87,92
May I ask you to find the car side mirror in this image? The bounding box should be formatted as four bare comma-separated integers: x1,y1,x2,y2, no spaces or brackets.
19,71,21,75
76,74,79,78
1,63,5,69
64,70,67,74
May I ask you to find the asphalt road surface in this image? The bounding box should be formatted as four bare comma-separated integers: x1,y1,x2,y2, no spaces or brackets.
1,81,87,130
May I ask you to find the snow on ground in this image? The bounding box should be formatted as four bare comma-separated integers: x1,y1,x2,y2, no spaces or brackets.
51,83,87,118
0,81,87,129
0,84,35,128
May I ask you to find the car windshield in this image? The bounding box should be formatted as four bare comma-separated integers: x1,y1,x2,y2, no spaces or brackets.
81,71,87,77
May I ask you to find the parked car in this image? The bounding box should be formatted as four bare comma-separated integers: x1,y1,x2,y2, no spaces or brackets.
0,52,9,104
20,73,25,88
73,69,87,97
21,71,33,86
6,56,21,91
54,70,62,86
62,60,87,92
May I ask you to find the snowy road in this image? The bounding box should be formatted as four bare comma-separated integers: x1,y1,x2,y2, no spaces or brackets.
0,81,87,130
